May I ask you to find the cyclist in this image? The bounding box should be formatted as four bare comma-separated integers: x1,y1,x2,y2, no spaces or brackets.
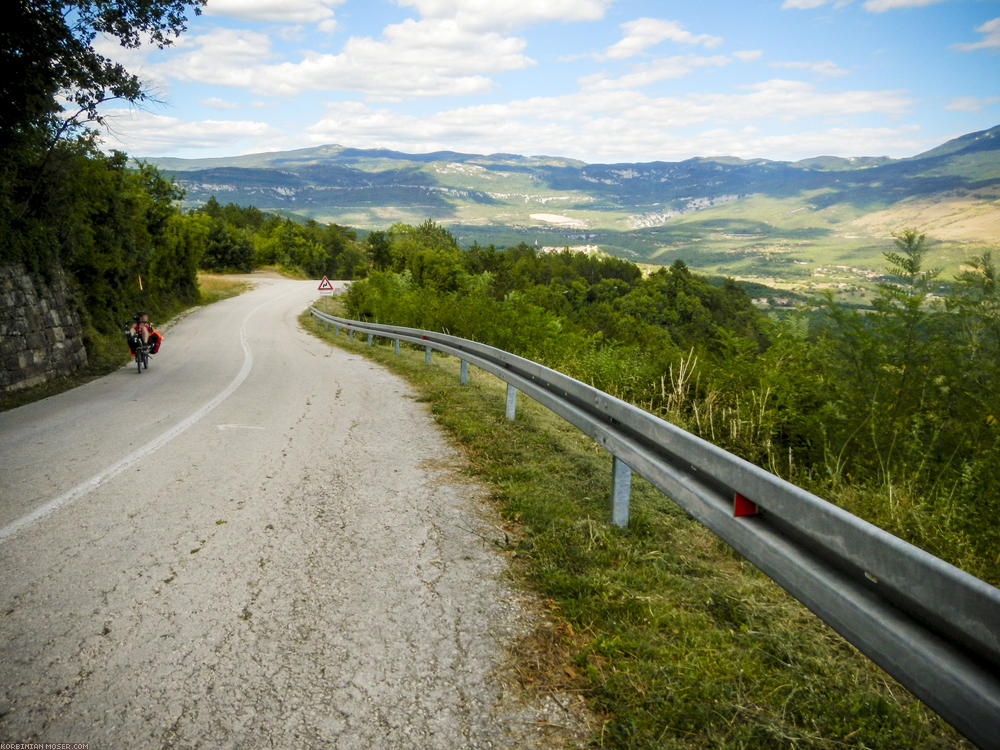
126,312,163,355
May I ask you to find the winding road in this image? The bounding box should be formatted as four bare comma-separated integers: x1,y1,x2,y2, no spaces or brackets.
0,275,586,748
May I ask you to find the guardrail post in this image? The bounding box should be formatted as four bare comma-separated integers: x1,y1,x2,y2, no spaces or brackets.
425,346,432,364
334,324,340,336
367,333,373,346
611,456,632,527
394,339,400,354
460,359,468,385
348,328,354,341
505,384,517,420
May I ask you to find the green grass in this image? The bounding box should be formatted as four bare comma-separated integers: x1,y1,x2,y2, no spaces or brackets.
300,299,968,749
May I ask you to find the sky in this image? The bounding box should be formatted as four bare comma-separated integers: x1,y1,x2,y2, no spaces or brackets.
93,0,1000,164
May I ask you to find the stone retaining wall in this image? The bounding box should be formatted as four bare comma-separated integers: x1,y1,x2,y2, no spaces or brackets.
1,262,88,393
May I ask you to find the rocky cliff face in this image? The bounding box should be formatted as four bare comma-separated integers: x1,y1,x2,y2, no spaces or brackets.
1,262,88,393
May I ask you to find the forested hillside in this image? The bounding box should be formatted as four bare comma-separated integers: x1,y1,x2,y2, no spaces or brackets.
347,221,1000,586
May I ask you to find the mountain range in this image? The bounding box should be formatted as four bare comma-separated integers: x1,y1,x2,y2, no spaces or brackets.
147,125,1000,296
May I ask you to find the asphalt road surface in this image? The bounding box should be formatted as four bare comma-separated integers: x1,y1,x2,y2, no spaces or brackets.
0,275,588,748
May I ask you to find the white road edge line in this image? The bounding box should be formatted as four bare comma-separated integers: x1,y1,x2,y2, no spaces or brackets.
0,298,272,544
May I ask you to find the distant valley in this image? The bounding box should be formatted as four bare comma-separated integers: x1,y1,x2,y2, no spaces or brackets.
147,125,1000,299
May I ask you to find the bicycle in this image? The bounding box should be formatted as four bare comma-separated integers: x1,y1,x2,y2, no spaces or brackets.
125,326,150,374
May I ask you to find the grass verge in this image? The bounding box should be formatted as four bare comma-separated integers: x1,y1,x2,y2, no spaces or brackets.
300,299,968,749
196,272,254,305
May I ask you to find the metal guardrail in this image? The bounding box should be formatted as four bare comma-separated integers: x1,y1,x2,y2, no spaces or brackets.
310,308,1000,748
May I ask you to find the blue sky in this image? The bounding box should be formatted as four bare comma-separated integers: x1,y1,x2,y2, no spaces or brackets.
94,0,1000,163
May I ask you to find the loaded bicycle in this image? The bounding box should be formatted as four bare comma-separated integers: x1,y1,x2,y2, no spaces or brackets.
124,312,162,374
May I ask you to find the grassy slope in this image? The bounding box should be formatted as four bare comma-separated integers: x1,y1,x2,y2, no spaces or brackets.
302,298,968,749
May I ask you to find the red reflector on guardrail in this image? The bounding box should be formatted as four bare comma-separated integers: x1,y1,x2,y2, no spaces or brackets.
734,492,758,517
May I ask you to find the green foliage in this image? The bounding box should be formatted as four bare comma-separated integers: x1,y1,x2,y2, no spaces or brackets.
0,138,205,352
366,230,392,270
202,220,253,273
342,221,1000,585
193,198,363,278
793,233,1000,579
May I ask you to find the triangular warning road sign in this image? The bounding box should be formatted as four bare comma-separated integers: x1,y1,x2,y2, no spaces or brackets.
317,276,334,291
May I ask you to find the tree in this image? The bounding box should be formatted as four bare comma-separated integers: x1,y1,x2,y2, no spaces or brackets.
1,0,205,152
952,251,1000,352
199,195,223,219
202,221,253,273
871,230,942,429
367,230,392,270
948,251,1000,435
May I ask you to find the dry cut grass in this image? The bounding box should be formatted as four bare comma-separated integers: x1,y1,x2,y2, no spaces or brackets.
197,272,253,303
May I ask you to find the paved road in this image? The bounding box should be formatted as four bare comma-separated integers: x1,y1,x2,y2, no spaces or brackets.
0,276,587,748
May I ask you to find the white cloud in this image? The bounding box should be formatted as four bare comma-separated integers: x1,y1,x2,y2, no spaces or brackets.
92,33,178,99
862,0,944,11
305,100,928,162
102,72,923,161
781,0,886,9
202,0,344,24
276,19,530,98
945,96,1000,111
770,60,850,77
953,17,1000,51
303,80,917,162
393,0,611,32
782,0,835,7
601,18,723,60
580,55,732,91
782,0,948,9
158,28,275,89
89,0,963,166
155,19,531,99
701,125,924,160
96,109,280,155
93,34,150,67
728,79,912,118
200,97,242,110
